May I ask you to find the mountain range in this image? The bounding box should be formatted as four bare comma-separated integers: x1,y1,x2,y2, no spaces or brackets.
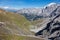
17,3,60,21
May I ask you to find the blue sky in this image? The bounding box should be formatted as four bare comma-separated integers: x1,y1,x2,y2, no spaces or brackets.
0,0,60,9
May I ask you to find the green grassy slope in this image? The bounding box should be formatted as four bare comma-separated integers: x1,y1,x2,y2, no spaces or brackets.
0,9,38,40
0,11,32,34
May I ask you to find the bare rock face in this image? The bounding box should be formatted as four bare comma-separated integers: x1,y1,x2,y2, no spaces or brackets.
35,14,60,40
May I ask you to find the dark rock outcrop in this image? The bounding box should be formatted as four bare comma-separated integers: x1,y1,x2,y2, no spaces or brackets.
35,14,60,40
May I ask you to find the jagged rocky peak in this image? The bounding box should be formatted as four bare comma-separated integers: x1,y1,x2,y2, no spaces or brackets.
43,3,59,16
17,8,42,15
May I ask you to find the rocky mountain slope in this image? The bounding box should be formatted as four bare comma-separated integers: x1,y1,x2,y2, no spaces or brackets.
17,8,42,21
30,3,60,32
35,14,60,40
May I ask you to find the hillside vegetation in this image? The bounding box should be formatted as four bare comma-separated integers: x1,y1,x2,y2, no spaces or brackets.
0,9,39,40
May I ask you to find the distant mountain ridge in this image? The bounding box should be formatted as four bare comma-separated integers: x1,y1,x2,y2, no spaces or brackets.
17,3,60,21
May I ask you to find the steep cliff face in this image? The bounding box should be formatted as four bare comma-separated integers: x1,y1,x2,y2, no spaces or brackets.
35,14,60,40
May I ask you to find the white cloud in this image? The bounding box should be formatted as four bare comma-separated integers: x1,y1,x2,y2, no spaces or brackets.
0,6,10,9
3,6,9,9
0,6,19,10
